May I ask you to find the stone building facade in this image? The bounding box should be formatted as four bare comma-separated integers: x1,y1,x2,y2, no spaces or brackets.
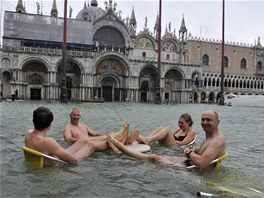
0,0,263,103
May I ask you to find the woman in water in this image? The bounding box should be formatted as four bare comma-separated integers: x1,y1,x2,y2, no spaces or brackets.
136,113,196,147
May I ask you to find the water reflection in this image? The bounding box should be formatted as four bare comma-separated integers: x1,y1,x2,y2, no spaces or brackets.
1,101,264,197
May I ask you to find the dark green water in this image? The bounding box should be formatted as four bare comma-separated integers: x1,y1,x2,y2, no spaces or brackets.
1,101,263,197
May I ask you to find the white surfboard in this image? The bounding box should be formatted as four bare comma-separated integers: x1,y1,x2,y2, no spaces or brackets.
125,142,150,152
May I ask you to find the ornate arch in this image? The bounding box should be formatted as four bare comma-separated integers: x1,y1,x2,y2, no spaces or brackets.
162,39,177,52
20,56,50,71
134,35,156,50
56,58,82,85
21,58,49,84
96,57,128,77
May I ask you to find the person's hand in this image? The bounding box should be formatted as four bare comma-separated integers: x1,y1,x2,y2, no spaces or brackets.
184,146,195,157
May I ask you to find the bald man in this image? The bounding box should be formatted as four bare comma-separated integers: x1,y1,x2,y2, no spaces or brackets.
183,110,226,168
64,107,102,143
106,110,226,169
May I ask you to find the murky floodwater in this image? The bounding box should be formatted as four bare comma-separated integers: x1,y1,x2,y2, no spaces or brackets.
1,101,264,197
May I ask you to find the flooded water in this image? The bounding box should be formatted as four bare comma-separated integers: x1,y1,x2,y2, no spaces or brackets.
1,101,264,197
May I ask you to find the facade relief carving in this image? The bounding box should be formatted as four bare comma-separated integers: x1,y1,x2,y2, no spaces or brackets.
1,58,11,68
134,37,154,49
96,59,125,75
162,41,176,52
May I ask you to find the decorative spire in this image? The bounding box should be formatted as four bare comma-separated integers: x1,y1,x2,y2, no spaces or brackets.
82,1,89,20
50,0,58,17
16,0,25,13
154,12,159,40
256,36,262,47
130,6,137,27
154,12,159,30
179,16,187,34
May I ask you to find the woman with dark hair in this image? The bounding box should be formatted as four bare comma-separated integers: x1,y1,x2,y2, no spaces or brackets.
136,113,196,147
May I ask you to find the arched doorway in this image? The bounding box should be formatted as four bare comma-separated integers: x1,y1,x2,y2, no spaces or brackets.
22,60,48,100
96,57,128,102
201,92,207,103
66,77,73,99
139,65,158,102
164,69,184,103
140,81,149,102
2,71,11,96
208,92,215,103
101,77,117,101
194,92,198,103
57,60,81,100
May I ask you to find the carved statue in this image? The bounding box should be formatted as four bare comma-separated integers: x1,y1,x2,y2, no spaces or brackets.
104,1,108,10
36,2,40,15
69,6,73,18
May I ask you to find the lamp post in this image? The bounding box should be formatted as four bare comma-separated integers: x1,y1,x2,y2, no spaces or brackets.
60,0,68,103
219,0,225,105
155,0,162,104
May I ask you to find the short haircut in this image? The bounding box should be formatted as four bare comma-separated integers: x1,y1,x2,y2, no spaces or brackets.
70,107,80,115
214,111,219,120
33,107,54,130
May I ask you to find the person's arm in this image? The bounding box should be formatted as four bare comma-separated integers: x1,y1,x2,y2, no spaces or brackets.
175,130,196,146
185,138,224,168
63,125,79,143
47,138,77,164
85,125,102,136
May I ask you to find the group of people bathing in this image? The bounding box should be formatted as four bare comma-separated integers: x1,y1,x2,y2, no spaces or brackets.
24,106,226,169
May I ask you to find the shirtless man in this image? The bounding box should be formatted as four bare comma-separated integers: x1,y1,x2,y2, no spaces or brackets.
64,107,102,143
106,110,226,169
63,107,140,154
24,107,129,165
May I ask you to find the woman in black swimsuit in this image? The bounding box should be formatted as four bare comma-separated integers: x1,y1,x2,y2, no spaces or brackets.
137,113,196,147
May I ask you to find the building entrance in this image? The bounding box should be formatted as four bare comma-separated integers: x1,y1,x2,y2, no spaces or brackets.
103,86,112,101
30,89,41,100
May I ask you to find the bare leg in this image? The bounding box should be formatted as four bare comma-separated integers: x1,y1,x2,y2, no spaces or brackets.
74,141,108,159
107,134,149,159
107,135,179,165
138,126,174,145
114,123,130,144
148,126,167,136
108,123,129,154
66,139,88,154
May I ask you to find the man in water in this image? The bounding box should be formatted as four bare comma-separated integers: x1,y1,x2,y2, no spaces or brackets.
106,110,226,169
64,107,102,143
183,110,226,168
24,107,130,165
63,107,141,154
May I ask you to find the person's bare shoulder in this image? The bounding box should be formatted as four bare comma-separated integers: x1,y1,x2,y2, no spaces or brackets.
64,123,74,133
45,137,62,151
64,123,73,129
25,129,34,134
209,132,226,151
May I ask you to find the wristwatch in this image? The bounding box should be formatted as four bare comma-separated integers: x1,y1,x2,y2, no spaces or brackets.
187,150,193,158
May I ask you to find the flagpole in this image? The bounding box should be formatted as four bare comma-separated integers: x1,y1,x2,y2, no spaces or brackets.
60,0,68,102
155,0,162,104
219,0,225,105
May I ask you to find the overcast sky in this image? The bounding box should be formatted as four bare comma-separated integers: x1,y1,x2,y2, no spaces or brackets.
1,0,264,46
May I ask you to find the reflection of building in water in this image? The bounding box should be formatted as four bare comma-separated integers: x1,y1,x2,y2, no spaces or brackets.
0,0,263,103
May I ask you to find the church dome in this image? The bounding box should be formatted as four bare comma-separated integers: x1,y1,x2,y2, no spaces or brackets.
76,1,105,21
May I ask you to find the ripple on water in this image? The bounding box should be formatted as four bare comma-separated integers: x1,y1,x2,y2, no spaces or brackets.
1,102,264,197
